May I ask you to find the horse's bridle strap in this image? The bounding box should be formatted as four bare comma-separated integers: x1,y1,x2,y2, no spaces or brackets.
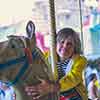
0,56,25,69
24,48,33,64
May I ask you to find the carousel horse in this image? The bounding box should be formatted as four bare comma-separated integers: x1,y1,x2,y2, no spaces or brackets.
0,21,54,100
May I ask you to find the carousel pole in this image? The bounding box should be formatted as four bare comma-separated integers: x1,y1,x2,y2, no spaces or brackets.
79,0,84,54
49,0,59,100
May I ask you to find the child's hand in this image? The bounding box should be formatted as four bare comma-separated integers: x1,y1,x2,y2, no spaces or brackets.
24,78,60,100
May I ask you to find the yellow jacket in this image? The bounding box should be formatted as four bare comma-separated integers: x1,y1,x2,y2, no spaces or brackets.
44,52,88,100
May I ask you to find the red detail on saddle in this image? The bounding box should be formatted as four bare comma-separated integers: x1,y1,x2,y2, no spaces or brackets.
24,48,33,64
60,92,78,100
60,96,66,100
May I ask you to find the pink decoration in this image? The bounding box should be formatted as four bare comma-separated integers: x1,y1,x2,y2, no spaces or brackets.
36,32,49,53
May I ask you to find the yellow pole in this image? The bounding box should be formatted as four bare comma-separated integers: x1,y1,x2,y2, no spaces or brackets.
49,0,59,100
49,0,57,74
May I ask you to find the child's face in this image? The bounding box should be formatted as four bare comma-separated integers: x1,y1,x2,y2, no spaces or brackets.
56,36,74,61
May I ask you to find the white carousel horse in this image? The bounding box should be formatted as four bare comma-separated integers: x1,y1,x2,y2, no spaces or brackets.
0,21,54,100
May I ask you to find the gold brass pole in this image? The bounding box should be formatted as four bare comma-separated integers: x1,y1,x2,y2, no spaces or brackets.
49,0,59,99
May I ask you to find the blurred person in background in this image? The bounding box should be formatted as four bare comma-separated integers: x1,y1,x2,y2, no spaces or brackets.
87,73,100,100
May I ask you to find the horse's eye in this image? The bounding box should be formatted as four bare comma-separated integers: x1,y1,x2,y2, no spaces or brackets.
11,44,15,48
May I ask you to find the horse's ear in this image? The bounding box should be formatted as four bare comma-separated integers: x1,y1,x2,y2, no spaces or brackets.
25,20,36,50
26,20,35,39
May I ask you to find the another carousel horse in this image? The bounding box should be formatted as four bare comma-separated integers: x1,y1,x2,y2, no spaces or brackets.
0,21,54,100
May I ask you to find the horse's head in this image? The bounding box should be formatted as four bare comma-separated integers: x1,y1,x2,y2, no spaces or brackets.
0,20,37,81
0,20,36,62
0,21,55,100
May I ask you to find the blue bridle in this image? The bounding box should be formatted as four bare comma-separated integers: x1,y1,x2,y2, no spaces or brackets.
0,49,38,86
